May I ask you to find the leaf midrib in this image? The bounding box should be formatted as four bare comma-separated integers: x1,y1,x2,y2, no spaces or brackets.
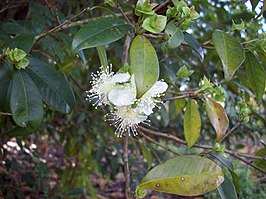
28,66,69,109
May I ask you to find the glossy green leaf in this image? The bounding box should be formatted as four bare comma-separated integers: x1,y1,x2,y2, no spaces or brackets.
253,148,266,170
135,0,154,16
184,33,204,61
244,52,265,101
165,23,184,49
10,70,43,129
212,30,245,80
217,172,237,199
205,98,229,141
129,35,159,97
184,99,201,148
135,155,224,198
26,58,75,113
143,15,167,34
72,18,132,52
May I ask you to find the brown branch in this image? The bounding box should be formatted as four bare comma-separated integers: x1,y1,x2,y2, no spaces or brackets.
138,126,266,174
162,92,199,102
154,0,171,12
123,133,133,199
138,129,180,156
45,0,61,24
68,74,86,91
219,121,242,143
117,4,133,26
33,7,90,47
0,112,12,116
122,35,132,66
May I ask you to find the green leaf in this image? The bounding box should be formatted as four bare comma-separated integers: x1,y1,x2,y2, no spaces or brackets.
184,33,204,61
0,64,12,111
253,148,266,170
175,65,194,80
129,35,159,97
13,34,35,53
10,70,43,129
175,98,186,115
72,18,132,52
139,140,153,169
210,154,240,193
184,99,201,148
26,58,75,113
217,172,238,199
244,52,265,101
135,155,224,198
212,30,245,80
165,23,184,49
96,46,108,68
143,14,167,34
205,98,229,141
135,0,155,17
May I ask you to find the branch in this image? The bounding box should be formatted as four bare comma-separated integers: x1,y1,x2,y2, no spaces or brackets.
219,120,242,143
122,35,132,66
162,91,199,102
123,133,133,199
138,126,266,174
0,112,12,116
138,130,180,156
33,7,90,46
117,4,133,26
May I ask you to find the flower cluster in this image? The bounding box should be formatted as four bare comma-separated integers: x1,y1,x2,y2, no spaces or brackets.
86,65,168,137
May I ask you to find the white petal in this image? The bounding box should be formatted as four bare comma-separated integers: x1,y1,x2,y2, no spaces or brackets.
111,73,130,84
108,88,135,106
144,80,168,97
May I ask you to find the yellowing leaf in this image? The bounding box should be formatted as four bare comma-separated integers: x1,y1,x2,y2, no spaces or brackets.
184,99,201,148
205,98,229,141
135,155,224,198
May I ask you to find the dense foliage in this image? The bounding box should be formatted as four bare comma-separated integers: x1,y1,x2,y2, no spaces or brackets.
0,0,265,198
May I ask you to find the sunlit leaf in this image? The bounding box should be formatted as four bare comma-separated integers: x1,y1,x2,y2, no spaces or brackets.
143,14,167,34
212,30,245,80
205,98,229,141
135,155,224,198
184,99,201,148
129,35,159,97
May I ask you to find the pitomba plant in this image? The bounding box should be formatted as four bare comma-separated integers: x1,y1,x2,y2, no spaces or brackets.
0,0,265,198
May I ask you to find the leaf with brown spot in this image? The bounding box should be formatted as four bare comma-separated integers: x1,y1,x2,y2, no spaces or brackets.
205,98,229,141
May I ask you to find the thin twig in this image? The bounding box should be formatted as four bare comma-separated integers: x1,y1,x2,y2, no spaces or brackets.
45,0,61,24
0,112,12,116
68,74,86,91
154,0,171,12
219,121,242,143
138,130,180,156
122,35,132,66
138,126,266,174
162,92,199,102
123,133,133,199
33,7,90,47
117,4,133,26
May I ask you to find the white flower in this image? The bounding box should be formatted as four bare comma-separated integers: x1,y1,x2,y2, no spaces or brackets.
105,106,147,137
136,80,168,115
108,75,136,107
86,65,130,107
